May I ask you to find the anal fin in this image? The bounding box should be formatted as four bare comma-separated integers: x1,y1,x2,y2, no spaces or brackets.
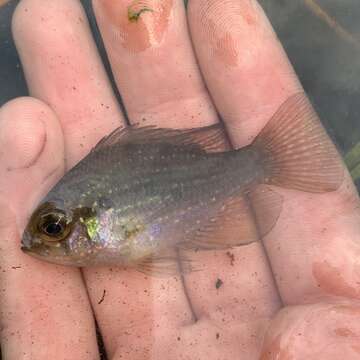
248,185,283,237
135,249,195,277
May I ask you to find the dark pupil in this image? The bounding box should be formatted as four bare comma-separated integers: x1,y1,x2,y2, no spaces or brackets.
44,222,63,236
40,213,66,237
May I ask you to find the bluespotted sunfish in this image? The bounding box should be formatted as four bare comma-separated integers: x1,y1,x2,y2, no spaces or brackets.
21,94,343,273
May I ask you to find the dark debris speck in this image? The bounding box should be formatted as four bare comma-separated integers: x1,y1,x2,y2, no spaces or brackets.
98,289,106,305
215,278,223,289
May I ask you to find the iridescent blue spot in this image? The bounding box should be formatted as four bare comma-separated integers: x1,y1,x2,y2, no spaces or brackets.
149,223,161,237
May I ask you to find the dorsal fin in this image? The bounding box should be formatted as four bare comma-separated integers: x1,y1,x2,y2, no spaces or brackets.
92,123,229,153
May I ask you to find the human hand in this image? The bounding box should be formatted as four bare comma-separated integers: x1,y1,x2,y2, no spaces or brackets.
1,1,360,359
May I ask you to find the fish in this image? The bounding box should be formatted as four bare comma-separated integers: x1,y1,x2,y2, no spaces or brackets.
21,93,343,274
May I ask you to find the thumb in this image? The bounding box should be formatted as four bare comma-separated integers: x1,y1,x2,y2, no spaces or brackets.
0,96,65,223
0,97,99,360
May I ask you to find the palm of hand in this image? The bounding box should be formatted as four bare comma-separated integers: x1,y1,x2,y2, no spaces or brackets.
0,1,359,359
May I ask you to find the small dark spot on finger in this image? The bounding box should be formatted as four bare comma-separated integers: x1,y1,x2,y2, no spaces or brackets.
215,278,223,289
98,289,106,304
226,251,235,266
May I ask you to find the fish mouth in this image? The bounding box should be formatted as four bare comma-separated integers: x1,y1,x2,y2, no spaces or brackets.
21,230,39,253
21,230,32,249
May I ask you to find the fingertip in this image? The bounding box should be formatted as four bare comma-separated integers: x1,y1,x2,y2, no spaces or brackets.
11,0,90,93
12,0,123,167
1,97,45,170
12,0,85,34
0,96,64,172
261,302,360,359
0,97,65,216
188,0,301,146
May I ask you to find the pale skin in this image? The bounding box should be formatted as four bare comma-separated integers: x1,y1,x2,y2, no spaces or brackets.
0,0,360,359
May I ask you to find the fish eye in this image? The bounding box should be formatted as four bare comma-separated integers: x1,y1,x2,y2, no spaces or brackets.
38,212,69,240
44,221,63,236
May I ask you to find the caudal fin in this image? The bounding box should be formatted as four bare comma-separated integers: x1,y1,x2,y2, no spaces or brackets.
254,93,344,192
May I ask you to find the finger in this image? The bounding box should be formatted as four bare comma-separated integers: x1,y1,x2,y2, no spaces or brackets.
92,0,218,127
260,300,360,359
86,0,217,356
0,98,99,360
188,0,360,305
12,0,124,168
91,1,282,358
188,0,301,145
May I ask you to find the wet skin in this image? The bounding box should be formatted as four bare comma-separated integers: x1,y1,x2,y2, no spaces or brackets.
0,1,360,359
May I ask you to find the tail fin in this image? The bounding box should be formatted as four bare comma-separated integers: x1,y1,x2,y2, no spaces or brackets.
254,93,344,192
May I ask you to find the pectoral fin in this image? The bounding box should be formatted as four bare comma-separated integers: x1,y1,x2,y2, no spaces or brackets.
179,194,260,251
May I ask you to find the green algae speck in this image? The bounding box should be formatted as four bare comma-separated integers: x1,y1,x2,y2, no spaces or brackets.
128,5,153,23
